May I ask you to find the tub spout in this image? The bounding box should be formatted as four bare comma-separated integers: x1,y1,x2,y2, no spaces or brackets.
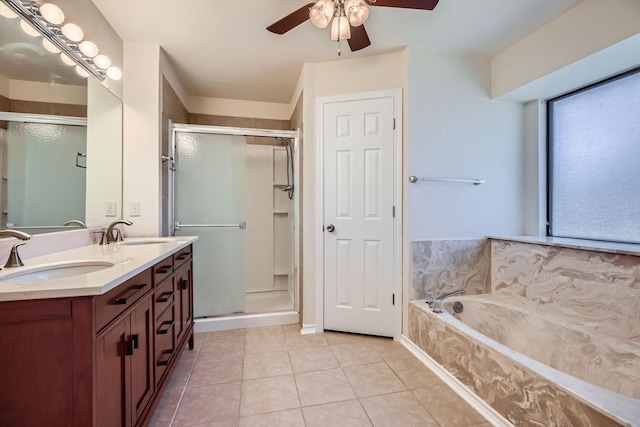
432,289,465,314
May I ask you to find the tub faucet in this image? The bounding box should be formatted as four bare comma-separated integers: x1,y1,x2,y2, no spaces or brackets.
106,220,133,243
431,289,465,314
0,230,31,269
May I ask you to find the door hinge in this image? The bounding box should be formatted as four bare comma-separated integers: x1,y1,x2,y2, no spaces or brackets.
393,118,396,130
392,294,395,305
392,206,396,218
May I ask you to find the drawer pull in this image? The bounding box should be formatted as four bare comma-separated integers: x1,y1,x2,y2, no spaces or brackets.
182,279,189,290
125,337,135,356
157,350,174,366
156,291,174,303
157,320,174,335
156,265,173,274
176,253,190,261
115,284,147,305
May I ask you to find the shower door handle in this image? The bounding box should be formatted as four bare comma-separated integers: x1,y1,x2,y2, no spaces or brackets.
326,224,335,233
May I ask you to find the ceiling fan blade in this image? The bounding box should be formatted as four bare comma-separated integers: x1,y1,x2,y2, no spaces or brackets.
267,2,315,34
348,25,371,52
366,0,439,10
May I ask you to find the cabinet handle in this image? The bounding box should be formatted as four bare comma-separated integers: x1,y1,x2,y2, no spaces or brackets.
157,350,174,366
156,291,174,303
115,284,147,305
156,265,173,274
182,279,189,290
125,337,135,356
176,253,190,261
157,320,173,335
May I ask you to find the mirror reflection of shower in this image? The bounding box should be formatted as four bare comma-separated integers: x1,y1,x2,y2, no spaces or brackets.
277,137,294,200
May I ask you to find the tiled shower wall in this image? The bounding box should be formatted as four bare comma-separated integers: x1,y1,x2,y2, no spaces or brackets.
411,239,490,300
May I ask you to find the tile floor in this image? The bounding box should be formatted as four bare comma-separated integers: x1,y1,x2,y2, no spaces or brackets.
149,325,491,427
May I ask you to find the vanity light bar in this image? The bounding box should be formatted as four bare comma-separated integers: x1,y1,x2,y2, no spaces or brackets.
1,0,106,81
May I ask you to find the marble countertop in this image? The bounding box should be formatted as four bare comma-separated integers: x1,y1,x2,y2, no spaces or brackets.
488,235,640,257
0,236,198,302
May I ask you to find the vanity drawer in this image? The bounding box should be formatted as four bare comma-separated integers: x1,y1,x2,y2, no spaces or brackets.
153,255,174,285
155,307,176,387
95,268,152,333
154,276,175,316
173,245,192,268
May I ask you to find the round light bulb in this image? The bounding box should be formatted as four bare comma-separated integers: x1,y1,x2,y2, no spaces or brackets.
93,54,111,70
39,3,65,25
61,23,83,42
42,38,60,53
0,3,18,19
79,41,98,57
75,65,90,78
106,66,122,80
60,52,75,66
20,20,41,37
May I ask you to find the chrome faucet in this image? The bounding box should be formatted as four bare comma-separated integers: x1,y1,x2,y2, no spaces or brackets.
106,220,133,243
61,219,87,228
0,230,31,269
431,289,465,314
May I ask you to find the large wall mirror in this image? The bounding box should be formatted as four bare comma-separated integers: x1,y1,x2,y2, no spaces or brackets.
0,5,122,234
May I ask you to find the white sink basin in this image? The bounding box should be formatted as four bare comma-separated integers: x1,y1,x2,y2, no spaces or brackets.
118,238,174,246
0,261,115,283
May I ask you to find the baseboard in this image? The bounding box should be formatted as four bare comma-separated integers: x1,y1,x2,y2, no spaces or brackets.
194,311,299,333
300,323,317,335
400,336,513,427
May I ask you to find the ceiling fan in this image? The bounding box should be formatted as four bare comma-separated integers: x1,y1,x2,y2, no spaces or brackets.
267,0,440,54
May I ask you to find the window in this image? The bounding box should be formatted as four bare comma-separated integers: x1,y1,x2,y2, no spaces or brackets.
548,68,640,244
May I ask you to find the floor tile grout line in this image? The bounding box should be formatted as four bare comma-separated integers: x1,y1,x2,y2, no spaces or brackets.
167,344,201,427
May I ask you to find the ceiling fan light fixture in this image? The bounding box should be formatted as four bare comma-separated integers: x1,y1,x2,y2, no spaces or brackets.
330,15,351,40
344,0,369,26
309,0,334,29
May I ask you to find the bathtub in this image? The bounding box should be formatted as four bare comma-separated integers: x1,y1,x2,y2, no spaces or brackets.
408,295,640,427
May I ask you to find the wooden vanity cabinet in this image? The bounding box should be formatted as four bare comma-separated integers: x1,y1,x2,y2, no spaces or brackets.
0,244,195,427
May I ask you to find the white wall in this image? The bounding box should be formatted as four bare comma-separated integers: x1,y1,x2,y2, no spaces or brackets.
122,42,161,236
407,47,525,241
7,80,86,105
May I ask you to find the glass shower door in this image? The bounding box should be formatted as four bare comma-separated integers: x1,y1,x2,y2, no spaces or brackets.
173,131,246,318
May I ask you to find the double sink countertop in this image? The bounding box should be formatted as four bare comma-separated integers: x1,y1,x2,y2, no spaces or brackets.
0,236,198,302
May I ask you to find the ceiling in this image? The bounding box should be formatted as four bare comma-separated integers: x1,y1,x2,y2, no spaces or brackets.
92,0,583,104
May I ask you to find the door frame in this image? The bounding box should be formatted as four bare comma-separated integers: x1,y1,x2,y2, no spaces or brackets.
315,88,403,340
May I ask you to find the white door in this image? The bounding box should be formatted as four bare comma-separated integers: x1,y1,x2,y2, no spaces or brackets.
322,95,396,337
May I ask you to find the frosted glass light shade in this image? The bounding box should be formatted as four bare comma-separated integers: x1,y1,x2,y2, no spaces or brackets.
330,16,351,40
42,38,60,53
61,23,83,42
79,41,99,57
93,54,111,70
309,0,334,29
344,0,369,26
20,20,41,37
0,3,18,19
40,3,65,25
60,52,75,66
75,65,90,78
106,66,122,80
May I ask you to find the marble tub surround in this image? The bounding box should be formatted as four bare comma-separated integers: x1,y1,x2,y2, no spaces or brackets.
0,236,197,301
408,302,635,427
412,239,490,300
491,239,640,343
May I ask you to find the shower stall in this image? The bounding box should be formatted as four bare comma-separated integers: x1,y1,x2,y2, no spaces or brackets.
169,124,299,331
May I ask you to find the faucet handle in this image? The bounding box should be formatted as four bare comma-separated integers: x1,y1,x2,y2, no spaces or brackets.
4,242,27,268
93,231,108,245
113,228,123,242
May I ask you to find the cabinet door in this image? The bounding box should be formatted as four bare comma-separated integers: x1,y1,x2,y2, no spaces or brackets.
174,261,193,345
96,318,130,427
130,294,154,425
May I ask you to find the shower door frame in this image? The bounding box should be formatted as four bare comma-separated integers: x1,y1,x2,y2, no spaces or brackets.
169,123,301,328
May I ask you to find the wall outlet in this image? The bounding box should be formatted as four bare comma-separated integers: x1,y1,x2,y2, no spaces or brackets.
130,201,141,217
105,202,117,217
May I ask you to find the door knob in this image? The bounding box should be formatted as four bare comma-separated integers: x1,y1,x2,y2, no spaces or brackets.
326,224,335,233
